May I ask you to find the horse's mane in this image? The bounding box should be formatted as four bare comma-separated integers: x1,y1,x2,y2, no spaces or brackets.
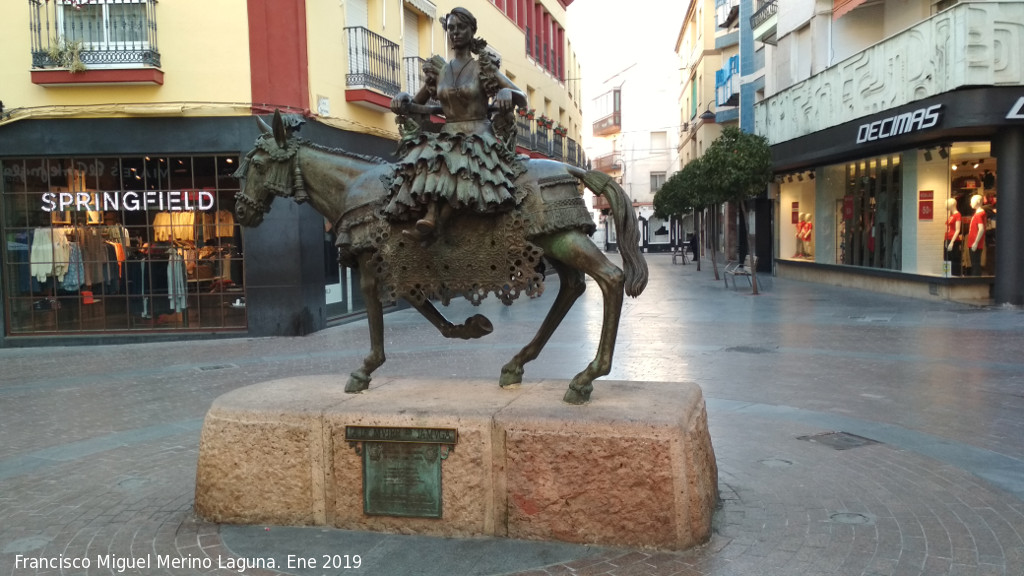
299,138,388,165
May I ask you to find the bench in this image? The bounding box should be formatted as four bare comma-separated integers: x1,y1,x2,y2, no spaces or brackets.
724,255,756,288
671,246,689,265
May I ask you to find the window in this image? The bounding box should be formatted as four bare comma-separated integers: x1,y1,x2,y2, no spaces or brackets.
59,0,149,51
2,155,246,334
650,172,667,193
650,132,668,152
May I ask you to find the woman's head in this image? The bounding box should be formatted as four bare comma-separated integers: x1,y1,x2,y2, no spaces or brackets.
442,7,477,35
442,7,487,53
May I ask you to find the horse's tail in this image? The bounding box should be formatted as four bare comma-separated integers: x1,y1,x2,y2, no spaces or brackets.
581,170,649,297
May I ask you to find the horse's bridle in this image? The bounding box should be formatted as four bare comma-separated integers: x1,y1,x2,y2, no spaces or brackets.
234,134,310,215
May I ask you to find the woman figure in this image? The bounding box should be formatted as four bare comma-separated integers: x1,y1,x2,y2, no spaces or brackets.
944,198,962,276
387,7,528,243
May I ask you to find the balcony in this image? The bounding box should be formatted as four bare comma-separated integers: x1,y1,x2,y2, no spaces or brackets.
750,0,777,46
754,2,1024,146
593,112,622,137
592,153,623,175
715,55,740,107
29,0,162,86
345,26,401,110
716,0,739,29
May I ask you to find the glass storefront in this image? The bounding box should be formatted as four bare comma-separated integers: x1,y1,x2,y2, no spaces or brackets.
1,155,247,334
778,141,997,278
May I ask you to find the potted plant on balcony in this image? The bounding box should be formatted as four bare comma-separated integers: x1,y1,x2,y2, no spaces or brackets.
537,115,553,130
46,37,87,73
554,124,568,137
517,108,536,120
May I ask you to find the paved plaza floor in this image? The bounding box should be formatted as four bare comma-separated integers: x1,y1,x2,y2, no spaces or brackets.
1,253,1023,575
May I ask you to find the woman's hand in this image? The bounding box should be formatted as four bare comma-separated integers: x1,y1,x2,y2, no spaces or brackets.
390,92,413,115
493,88,516,113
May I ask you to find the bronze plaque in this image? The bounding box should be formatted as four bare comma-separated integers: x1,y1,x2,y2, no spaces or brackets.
345,427,457,518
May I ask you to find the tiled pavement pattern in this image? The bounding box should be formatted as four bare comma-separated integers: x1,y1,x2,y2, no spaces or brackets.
1,253,1022,575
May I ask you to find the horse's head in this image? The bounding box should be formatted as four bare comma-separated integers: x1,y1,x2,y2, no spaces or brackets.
233,110,308,227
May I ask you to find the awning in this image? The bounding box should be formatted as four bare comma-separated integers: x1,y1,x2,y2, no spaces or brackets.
403,0,436,20
833,0,868,20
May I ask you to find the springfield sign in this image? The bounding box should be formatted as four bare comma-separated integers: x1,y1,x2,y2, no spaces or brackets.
41,190,215,213
856,104,941,144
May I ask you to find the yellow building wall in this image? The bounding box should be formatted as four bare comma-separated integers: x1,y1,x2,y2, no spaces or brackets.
308,0,582,142
3,0,581,143
1,0,252,121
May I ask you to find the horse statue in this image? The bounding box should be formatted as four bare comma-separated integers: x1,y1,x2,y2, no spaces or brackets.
234,111,647,403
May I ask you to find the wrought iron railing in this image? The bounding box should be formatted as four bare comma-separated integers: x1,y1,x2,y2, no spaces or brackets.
567,138,579,166
29,0,160,69
535,126,550,156
403,56,425,95
516,116,534,151
751,0,778,30
345,26,401,96
551,133,564,161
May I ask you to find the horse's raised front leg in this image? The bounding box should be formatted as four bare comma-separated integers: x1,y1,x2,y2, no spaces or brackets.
531,232,624,404
346,255,386,393
409,300,494,340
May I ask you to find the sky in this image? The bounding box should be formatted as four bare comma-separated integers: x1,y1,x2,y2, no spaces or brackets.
565,0,687,150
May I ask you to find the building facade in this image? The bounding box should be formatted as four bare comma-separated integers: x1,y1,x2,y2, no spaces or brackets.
587,56,680,252
755,0,1024,305
675,0,770,268
0,0,584,345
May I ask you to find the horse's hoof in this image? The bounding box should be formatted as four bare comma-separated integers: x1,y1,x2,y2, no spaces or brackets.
345,371,371,393
563,379,593,405
466,314,494,338
499,365,523,388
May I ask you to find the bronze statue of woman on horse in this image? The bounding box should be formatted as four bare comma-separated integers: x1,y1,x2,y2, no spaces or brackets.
233,8,647,403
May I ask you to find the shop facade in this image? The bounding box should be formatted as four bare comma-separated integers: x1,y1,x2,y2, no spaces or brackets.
0,116,395,345
770,87,1024,305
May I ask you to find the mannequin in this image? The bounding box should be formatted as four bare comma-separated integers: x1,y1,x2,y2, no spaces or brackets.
800,213,814,258
967,194,986,276
794,213,806,257
945,198,962,276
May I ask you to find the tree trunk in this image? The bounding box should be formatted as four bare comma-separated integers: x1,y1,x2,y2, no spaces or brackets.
710,205,720,281
694,209,701,272
740,198,759,295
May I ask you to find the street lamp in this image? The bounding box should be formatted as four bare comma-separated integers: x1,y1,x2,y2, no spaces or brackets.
698,99,717,123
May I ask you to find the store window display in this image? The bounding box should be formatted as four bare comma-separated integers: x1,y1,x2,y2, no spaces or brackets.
1,156,246,335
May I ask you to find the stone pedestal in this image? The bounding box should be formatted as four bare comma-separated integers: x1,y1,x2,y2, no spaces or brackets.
195,377,717,551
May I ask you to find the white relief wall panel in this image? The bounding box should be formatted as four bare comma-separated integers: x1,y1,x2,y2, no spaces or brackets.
756,2,1024,145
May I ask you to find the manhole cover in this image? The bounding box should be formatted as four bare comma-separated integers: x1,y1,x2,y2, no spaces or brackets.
830,512,874,525
758,458,793,468
724,346,775,354
797,431,879,450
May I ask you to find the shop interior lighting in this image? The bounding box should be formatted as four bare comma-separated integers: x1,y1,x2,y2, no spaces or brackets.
923,148,933,162
788,175,794,182
798,173,804,181
938,145,949,159
809,172,815,180
951,163,958,171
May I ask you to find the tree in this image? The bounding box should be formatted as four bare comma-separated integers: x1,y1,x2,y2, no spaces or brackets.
699,126,773,293
654,157,712,271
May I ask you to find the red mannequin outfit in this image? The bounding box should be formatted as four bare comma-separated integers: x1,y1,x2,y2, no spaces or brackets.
945,210,962,275
968,209,987,276
945,211,962,242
